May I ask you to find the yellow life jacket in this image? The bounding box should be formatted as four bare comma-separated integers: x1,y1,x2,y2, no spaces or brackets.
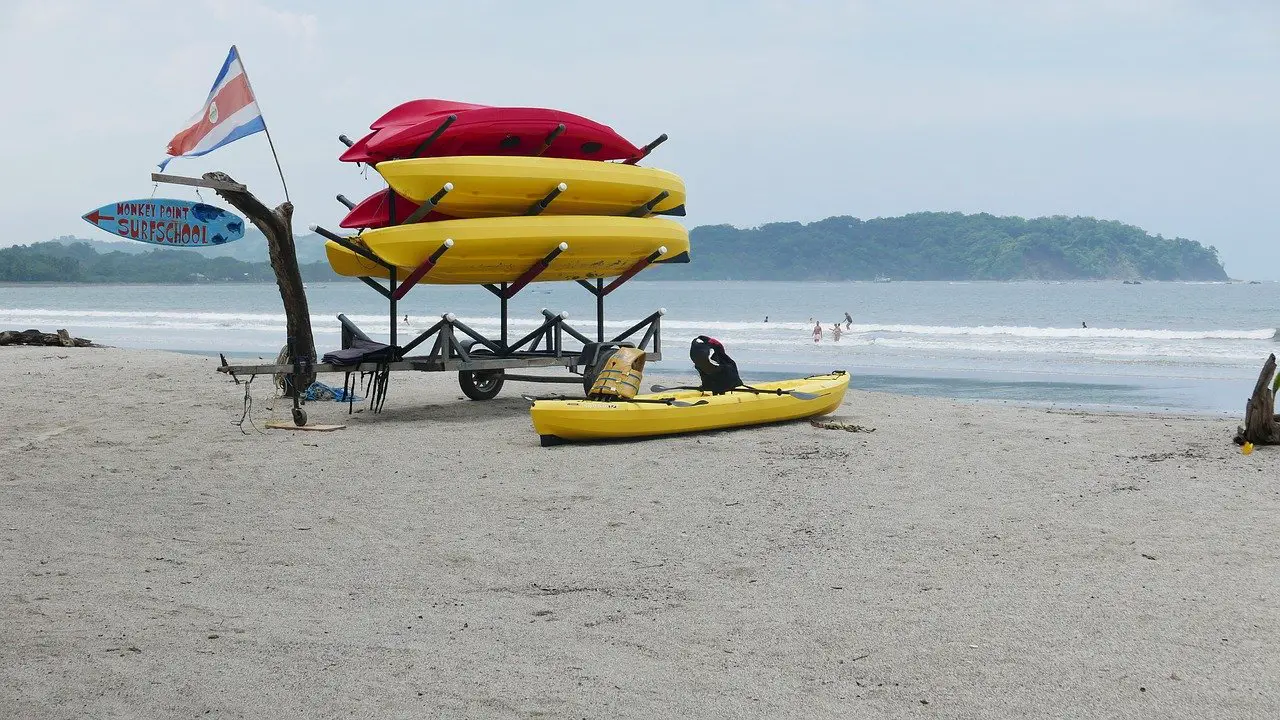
588,346,646,400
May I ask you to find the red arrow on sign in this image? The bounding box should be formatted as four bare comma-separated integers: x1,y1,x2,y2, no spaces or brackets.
82,210,116,225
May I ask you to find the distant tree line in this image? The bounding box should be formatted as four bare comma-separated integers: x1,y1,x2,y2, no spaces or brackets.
3,212,1228,282
651,212,1228,281
0,241,339,283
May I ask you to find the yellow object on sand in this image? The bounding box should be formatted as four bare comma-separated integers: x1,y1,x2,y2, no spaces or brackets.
324,216,689,284
531,372,850,445
588,347,647,399
1242,441,1254,455
376,156,686,218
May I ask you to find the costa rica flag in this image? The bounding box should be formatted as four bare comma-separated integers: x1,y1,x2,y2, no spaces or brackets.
158,46,266,170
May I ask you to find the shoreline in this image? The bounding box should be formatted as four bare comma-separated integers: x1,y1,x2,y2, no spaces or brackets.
2,346,1276,717
90,345,1255,418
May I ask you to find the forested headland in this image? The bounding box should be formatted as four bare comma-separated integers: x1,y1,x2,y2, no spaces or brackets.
654,212,1227,281
0,212,1228,282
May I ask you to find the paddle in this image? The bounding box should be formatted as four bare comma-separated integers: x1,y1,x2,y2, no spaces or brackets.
649,384,823,401
626,397,708,408
523,393,706,408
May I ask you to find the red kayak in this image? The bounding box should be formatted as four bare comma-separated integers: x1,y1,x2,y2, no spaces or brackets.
339,99,650,164
339,189,452,229
368,99,487,129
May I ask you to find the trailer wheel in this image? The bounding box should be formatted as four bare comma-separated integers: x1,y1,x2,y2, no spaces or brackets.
459,369,504,400
291,407,308,426
459,345,505,401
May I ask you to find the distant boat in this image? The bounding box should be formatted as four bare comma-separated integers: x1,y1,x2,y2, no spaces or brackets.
1122,280,1143,285
874,275,892,283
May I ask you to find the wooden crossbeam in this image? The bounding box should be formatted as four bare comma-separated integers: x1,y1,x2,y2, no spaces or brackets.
150,173,247,192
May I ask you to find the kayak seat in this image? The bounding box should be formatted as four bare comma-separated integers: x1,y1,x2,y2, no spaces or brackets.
578,341,636,388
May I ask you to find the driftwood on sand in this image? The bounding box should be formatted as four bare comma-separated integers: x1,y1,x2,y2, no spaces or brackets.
202,171,316,390
1233,353,1280,446
0,329,95,347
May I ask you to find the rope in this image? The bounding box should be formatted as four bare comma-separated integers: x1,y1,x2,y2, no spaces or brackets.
233,374,263,435
363,364,391,413
273,344,291,394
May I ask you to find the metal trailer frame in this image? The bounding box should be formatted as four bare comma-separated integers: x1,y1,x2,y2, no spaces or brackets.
216,219,668,426
216,129,677,426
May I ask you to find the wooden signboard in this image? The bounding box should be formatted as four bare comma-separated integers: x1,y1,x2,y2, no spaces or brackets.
81,199,245,247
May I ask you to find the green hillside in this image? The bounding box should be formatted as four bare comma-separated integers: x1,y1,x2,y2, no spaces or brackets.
0,240,337,283
650,212,1227,281
3,212,1227,282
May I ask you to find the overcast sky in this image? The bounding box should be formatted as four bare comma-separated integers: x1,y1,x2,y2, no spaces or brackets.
3,0,1277,277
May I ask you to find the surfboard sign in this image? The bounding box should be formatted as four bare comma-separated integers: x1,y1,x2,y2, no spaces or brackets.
81,199,245,247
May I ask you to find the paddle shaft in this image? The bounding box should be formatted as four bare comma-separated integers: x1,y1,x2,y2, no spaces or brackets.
649,384,822,400
526,393,705,408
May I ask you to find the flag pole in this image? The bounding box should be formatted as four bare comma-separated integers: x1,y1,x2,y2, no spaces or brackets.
233,45,291,203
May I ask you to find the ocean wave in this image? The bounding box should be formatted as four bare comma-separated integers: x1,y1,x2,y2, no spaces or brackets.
3,307,1275,345
0,308,286,322
813,324,1273,341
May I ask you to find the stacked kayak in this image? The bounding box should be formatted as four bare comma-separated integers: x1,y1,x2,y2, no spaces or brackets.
530,372,851,445
375,157,684,218
327,216,689,284
340,99,650,164
328,99,687,287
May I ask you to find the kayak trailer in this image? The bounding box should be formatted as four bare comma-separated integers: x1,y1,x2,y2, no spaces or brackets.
216,223,666,427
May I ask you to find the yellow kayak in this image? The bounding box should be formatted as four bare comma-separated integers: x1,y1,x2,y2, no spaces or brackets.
531,372,850,445
376,156,685,218
325,216,689,284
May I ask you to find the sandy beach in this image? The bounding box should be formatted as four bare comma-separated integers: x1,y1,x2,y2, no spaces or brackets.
1,345,1276,719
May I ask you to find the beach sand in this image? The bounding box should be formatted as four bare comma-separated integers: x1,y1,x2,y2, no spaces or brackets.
1,346,1276,718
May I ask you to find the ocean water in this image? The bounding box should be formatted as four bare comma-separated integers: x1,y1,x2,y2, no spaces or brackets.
3,280,1277,414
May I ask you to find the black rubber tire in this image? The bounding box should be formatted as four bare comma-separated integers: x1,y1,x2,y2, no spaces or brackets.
459,369,504,400
458,345,504,401
291,407,308,426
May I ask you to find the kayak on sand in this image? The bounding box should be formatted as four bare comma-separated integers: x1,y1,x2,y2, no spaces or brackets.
530,372,849,445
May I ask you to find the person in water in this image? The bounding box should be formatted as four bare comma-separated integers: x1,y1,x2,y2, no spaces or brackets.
844,312,853,329
832,323,843,341
764,316,769,323
812,321,823,343
1082,321,1087,328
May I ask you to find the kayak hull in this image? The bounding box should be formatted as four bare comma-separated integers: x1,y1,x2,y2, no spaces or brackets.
324,216,689,285
339,189,455,229
377,156,685,218
341,102,642,164
530,373,850,443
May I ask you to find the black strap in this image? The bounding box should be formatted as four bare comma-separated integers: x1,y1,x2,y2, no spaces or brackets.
728,385,784,396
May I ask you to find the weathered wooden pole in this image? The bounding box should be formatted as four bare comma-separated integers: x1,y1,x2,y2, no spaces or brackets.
204,171,316,390
1234,353,1280,446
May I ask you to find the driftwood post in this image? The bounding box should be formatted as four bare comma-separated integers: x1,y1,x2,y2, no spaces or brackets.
204,171,316,390
1233,353,1280,446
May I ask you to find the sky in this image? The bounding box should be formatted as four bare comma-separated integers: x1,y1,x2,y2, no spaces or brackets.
3,0,1278,277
